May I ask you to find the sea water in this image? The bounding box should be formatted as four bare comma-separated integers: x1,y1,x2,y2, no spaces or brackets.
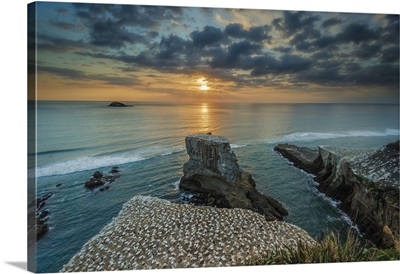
28,101,399,272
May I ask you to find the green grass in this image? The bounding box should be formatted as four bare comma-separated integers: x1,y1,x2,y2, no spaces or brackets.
249,231,399,265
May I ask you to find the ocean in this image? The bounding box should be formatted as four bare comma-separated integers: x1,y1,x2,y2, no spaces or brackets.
28,101,399,273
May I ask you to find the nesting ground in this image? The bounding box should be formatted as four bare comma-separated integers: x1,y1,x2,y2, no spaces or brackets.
321,144,399,188
60,196,315,271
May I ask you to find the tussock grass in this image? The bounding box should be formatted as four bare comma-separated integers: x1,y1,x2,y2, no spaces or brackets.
249,231,399,265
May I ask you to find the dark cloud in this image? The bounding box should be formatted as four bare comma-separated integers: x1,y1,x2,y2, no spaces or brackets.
249,54,313,76
90,20,146,48
50,20,78,30
157,35,192,60
38,65,139,86
36,33,91,52
322,17,343,28
39,66,86,79
290,20,384,53
349,63,399,86
381,45,399,62
337,23,381,44
74,4,182,28
290,33,337,52
381,15,399,44
296,62,399,88
73,4,183,49
225,23,271,42
209,41,262,68
352,43,381,59
272,11,320,37
191,26,224,48
296,67,343,85
56,7,69,14
37,5,398,94
273,46,292,53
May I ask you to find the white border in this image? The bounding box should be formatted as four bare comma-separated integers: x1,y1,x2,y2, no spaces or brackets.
1,1,399,274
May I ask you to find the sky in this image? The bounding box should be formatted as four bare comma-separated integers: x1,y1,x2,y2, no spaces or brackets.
28,1,399,103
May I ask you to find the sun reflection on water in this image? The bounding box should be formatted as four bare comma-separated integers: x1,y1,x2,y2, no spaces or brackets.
199,103,210,132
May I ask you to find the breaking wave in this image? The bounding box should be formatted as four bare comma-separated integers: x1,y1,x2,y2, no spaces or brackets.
268,128,399,143
230,144,248,149
30,146,183,178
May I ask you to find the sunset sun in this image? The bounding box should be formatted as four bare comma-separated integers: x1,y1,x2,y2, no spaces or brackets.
197,77,209,91
200,84,209,91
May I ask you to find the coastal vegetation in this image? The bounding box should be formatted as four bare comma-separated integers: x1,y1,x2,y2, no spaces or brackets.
249,230,399,265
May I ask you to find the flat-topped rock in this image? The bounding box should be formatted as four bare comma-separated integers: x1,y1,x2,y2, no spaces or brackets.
183,134,240,184
60,196,314,271
180,134,288,221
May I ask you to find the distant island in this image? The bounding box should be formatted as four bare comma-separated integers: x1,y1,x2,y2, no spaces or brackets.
108,102,131,107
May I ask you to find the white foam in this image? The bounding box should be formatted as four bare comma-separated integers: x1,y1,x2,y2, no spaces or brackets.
31,153,145,178
173,179,180,190
31,145,182,178
268,128,399,143
230,144,248,149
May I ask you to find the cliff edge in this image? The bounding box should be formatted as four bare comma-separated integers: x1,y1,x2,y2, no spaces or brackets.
180,134,288,221
275,141,399,249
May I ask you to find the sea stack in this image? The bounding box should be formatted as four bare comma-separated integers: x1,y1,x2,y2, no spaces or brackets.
179,134,288,221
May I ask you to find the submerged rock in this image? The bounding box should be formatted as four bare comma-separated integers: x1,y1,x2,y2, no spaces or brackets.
85,168,121,190
180,134,288,221
274,140,400,249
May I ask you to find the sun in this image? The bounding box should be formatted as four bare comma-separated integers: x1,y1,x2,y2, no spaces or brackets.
200,84,209,91
197,77,209,91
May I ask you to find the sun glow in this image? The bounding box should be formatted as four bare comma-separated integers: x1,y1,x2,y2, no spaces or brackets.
200,84,209,91
197,77,209,91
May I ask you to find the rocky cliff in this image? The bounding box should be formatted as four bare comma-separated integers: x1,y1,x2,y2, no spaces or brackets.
180,134,288,221
275,141,399,249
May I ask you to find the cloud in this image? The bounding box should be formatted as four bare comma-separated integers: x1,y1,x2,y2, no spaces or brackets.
190,26,224,48
352,43,382,59
35,4,399,98
157,35,193,60
224,23,271,42
38,65,139,86
89,20,146,48
349,63,399,86
322,17,343,28
56,7,69,14
209,41,262,68
73,4,183,49
49,20,78,31
381,15,399,44
36,33,92,52
272,11,320,38
336,22,381,44
39,66,86,79
381,45,399,62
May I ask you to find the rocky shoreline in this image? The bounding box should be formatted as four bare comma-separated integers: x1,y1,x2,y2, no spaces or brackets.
275,141,399,249
60,134,312,272
60,196,315,271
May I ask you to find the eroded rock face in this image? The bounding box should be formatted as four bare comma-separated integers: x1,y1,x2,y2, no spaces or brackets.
275,141,400,249
180,134,288,221
183,135,240,184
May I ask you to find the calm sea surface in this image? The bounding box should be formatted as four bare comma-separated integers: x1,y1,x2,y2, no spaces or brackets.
28,101,399,272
